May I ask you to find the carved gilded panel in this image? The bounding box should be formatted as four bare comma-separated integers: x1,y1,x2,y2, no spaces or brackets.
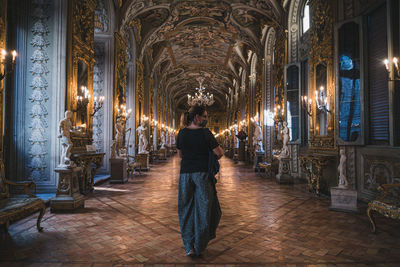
67,0,96,133
0,0,6,159
136,60,144,127
113,31,127,131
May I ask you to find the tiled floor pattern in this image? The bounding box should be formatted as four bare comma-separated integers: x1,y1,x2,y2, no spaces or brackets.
1,156,400,267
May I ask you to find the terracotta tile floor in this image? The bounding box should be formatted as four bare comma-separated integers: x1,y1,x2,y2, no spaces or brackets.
1,156,400,266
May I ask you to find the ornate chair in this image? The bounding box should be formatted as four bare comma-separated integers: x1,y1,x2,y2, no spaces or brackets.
0,159,46,233
367,183,400,233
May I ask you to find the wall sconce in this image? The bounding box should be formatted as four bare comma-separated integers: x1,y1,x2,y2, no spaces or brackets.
301,95,312,117
0,49,17,81
273,104,285,122
384,57,400,81
74,86,90,113
91,95,105,116
315,86,330,113
116,104,132,120
141,115,149,122
151,119,158,127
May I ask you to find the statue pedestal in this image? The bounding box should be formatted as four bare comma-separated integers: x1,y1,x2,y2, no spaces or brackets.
329,187,359,213
136,153,150,171
110,158,128,184
51,167,84,212
276,158,293,184
254,151,265,171
238,141,245,162
158,148,167,160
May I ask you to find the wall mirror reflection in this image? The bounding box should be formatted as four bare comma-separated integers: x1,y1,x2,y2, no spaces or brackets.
77,59,89,126
286,64,300,142
315,63,327,136
338,22,361,142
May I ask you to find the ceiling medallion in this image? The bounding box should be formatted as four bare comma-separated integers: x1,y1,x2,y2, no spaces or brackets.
187,77,214,106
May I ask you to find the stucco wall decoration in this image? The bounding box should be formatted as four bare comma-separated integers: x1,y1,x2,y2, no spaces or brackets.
94,0,109,33
28,0,51,181
93,43,105,151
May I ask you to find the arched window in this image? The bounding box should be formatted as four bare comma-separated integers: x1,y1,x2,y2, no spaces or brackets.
302,1,310,34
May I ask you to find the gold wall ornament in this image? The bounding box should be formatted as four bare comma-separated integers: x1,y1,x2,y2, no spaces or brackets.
66,0,96,135
113,32,128,135
308,0,336,151
273,29,286,147
136,60,144,128
0,0,6,158
129,18,142,43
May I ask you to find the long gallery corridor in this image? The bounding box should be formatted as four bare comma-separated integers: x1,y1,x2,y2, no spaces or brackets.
1,156,400,266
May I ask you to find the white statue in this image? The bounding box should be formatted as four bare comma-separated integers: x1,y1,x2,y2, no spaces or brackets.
233,126,239,149
171,131,176,145
58,110,75,167
112,117,131,158
252,120,264,153
338,148,349,188
136,121,148,154
160,130,166,149
279,121,290,159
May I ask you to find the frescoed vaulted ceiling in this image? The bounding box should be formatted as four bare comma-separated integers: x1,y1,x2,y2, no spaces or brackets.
119,0,285,111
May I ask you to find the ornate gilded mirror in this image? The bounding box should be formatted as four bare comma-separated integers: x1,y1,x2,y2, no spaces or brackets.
315,62,328,136
66,0,95,137
76,59,89,126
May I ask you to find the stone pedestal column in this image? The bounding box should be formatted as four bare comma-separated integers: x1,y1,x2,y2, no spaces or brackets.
276,158,293,184
51,167,84,212
329,187,359,212
110,158,128,184
137,153,150,171
238,141,245,162
254,151,265,171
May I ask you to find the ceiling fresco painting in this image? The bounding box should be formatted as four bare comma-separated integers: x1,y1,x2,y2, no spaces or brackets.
119,0,285,111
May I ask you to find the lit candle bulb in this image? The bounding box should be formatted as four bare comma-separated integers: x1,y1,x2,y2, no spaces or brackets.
1,49,6,62
11,50,17,62
94,96,98,103
394,57,399,71
384,59,390,71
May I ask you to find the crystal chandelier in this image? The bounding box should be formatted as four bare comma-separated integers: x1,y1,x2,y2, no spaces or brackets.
187,77,214,106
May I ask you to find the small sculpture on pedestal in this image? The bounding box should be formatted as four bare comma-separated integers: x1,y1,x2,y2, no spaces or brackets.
160,130,166,149
279,121,290,159
136,121,148,154
233,126,239,149
276,121,292,184
338,148,349,188
111,117,131,159
58,110,75,167
329,147,358,212
252,120,264,153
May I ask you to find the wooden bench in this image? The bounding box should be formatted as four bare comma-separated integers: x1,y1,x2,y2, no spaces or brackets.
0,159,46,233
367,183,400,233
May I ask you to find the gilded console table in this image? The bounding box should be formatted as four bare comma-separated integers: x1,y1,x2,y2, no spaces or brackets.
71,152,105,194
299,153,336,195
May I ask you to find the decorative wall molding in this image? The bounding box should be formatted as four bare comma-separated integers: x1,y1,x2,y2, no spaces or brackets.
358,148,400,200
93,43,105,152
94,0,109,33
28,0,51,181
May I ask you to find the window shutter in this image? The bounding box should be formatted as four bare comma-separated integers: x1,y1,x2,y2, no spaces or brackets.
368,4,389,144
